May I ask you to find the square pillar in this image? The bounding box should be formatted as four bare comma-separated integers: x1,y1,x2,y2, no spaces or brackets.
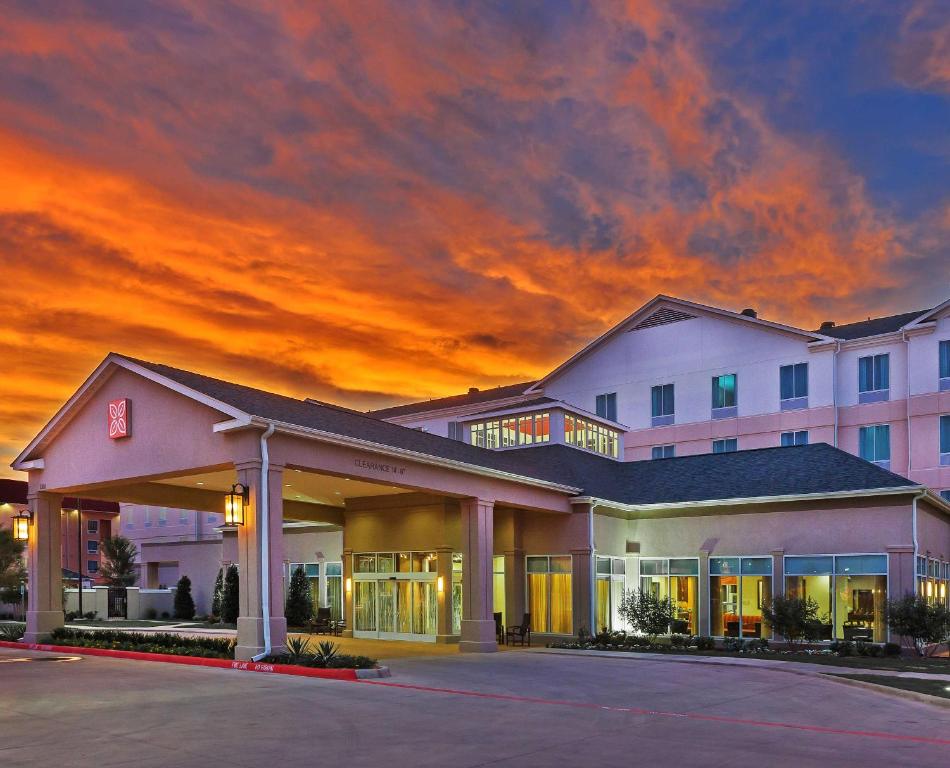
504,548,525,629
341,548,353,637
25,491,64,643
234,460,287,660
571,548,593,637
698,549,711,637
436,547,455,641
459,498,496,652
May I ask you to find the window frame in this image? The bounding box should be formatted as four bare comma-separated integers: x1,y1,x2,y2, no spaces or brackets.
779,362,808,410
780,430,809,447
859,423,891,468
712,437,737,454
858,353,890,403
596,392,618,422
939,340,950,390
711,373,738,419
651,444,675,459
651,383,675,426
940,415,950,465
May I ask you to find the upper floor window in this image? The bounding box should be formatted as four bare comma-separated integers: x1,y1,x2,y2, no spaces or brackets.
86,540,99,554
86,519,99,535
940,415,950,465
469,412,550,449
712,438,737,454
651,384,674,426
651,444,675,459
447,422,463,441
859,424,890,468
87,560,99,574
144,507,151,528
940,490,950,503
158,507,167,527
596,393,617,422
179,509,188,523
711,374,737,419
781,430,808,447
858,354,889,403
565,414,620,458
940,340,950,390
779,363,808,410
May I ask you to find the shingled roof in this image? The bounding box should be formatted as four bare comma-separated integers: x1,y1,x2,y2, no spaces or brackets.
813,309,931,340
115,356,920,507
366,380,536,419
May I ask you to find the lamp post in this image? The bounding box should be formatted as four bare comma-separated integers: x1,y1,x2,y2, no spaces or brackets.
224,483,249,526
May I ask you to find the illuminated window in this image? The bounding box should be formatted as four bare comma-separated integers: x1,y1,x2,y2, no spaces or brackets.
564,413,620,458
470,412,550,448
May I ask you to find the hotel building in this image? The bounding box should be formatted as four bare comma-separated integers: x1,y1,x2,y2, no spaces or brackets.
9,295,950,657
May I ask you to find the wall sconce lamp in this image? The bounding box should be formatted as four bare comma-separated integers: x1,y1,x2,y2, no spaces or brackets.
437,576,445,594
224,483,249,526
12,509,31,541
345,577,352,594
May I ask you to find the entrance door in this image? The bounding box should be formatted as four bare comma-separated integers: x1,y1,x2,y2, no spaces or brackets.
354,576,437,641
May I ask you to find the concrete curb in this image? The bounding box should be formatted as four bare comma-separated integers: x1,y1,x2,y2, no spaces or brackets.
0,640,390,680
536,647,950,709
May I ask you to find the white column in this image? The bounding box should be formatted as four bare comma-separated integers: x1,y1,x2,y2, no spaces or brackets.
459,497,496,652
24,491,64,644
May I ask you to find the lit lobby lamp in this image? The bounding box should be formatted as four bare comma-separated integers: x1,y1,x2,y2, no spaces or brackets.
345,577,352,594
224,483,249,526
437,576,445,594
12,509,31,541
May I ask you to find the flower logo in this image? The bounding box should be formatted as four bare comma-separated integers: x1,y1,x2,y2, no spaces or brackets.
108,398,130,439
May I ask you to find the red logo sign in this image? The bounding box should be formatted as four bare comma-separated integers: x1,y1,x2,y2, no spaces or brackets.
108,399,130,439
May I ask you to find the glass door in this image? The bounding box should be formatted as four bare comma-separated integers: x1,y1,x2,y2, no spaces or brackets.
352,551,439,642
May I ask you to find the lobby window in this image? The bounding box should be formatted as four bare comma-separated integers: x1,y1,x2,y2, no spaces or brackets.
639,558,698,635
859,424,890,468
87,560,99,574
651,444,675,459
858,354,889,403
595,556,626,632
469,412,549,449
86,519,99,535
87,540,98,554
709,557,772,639
326,562,343,622
650,384,675,427
779,363,808,410
492,555,505,627
940,340,950,390
711,374,737,419
453,554,463,635
785,554,887,643
526,555,572,635
712,438,737,454
781,430,808,447
564,414,620,458
352,552,439,638
940,415,950,465
596,392,618,422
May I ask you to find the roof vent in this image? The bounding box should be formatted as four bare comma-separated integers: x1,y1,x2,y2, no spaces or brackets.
467,387,480,395
819,320,835,330
740,308,757,318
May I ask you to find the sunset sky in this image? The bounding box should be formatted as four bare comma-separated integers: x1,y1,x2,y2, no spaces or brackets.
1,1,948,476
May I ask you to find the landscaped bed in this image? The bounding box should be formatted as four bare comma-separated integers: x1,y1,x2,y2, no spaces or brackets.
828,674,950,700
547,631,950,672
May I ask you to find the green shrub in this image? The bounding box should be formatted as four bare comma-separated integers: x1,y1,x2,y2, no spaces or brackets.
836,640,854,657
695,636,716,650
211,568,223,619
618,589,675,640
284,567,313,627
761,595,825,645
669,634,692,649
884,642,902,657
220,564,239,624
0,622,25,641
885,594,950,656
49,627,235,658
174,575,196,620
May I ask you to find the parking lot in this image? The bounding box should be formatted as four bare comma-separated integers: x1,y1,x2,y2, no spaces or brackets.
2,645,949,767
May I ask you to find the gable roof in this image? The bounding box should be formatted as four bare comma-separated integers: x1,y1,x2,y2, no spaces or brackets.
366,381,537,420
0,478,119,513
814,308,933,340
526,295,832,393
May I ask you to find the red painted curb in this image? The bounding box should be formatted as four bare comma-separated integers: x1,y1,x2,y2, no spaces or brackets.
0,640,358,680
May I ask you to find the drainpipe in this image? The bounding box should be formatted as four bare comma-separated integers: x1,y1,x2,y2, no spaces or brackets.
832,341,840,447
912,490,924,599
252,423,277,662
903,330,912,476
588,502,596,634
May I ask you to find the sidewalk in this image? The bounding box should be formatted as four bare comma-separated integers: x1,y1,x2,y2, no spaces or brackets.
535,647,950,682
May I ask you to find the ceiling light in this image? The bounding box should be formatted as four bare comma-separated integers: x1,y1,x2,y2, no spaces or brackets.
196,482,204,486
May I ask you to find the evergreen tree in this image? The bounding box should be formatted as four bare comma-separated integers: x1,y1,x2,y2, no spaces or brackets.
220,564,240,624
173,575,196,620
100,536,139,587
284,566,313,627
0,527,27,603
211,567,223,618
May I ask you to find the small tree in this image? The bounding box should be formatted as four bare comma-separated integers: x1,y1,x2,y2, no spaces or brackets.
211,568,223,618
99,536,138,587
284,566,313,627
618,588,675,641
886,594,950,656
0,527,27,601
174,575,196,620
761,595,823,645
220,564,240,624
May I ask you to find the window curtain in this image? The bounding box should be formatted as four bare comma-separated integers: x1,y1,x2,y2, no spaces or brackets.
529,573,548,633
595,579,610,632
550,573,573,634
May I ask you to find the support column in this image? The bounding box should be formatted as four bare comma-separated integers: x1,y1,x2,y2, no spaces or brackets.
698,549,711,637
770,549,785,641
341,548,353,637
436,546,455,641
459,498,496,652
571,548,593,637
25,491,64,644
234,460,287,660
504,548,525,629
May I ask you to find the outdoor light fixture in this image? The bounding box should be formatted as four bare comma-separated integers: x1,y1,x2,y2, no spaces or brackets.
12,509,31,541
437,576,445,594
224,483,249,526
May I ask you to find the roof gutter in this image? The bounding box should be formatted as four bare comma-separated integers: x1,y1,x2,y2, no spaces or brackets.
223,416,581,495
570,485,926,515
251,423,276,663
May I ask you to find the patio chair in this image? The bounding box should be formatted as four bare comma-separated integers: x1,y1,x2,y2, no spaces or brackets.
505,613,532,647
308,607,333,635
494,612,504,644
